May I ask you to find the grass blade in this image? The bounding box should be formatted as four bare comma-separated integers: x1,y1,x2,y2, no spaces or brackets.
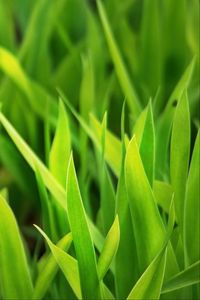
0,112,105,253
97,0,141,117
125,136,165,272
162,261,200,294
49,99,71,187
33,233,72,300
0,195,33,299
34,225,81,299
139,101,155,186
127,245,167,300
156,58,195,177
170,91,190,233
98,215,120,280
66,155,102,299
184,130,200,265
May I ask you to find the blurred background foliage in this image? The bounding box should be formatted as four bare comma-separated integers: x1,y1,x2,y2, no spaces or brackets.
0,0,199,242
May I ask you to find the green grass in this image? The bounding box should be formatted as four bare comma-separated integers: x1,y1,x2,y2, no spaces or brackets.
0,0,199,299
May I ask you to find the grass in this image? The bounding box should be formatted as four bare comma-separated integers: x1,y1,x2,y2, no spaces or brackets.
0,0,199,299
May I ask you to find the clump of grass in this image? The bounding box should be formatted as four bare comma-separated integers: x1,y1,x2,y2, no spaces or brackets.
0,0,199,299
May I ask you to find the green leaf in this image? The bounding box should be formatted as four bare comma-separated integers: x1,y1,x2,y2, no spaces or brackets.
35,168,57,240
133,106,148,146
115,155,138,299
0,112,105,253
127,245,167,300
0,135,36,196
34,225,81,299
33,233,73,300
153,180,173,214
162,261,200,294
98,215,120,280
0,195,33,299
0,47,57,125
125,136,165,273
170,90,190,232
49,99,71,237
155,58,195,177
49,99,71,187
139,101,155,186
0,47,30,95
125,136,178,278
97,0,141,117
0,112,67,211
184,130,200,265
140,0,161,94
59,89,122,176
99,164,116,234
66,155,102,299
90,113,121,177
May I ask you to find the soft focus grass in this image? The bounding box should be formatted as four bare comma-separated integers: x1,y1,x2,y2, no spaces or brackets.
0,0,199,299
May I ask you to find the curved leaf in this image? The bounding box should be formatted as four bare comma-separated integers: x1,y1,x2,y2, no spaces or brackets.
0,195,33,299
33,233,73,300
98,215,120,280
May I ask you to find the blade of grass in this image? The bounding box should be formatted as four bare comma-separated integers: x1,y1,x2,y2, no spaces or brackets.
97,215,120,280
34,225,81,299
59,89,121,176
139,100,155,186
66,155,102,299
0,195,33,299
97,0,141,117
125,136,165,272
155,58,195,178
162,261,200,294
125,136,179,277
33,233,72,300
170,90,190,233
153,180,174,214
0,112,105,253
184,130,200,265
49,99,71,187
127,245,167,300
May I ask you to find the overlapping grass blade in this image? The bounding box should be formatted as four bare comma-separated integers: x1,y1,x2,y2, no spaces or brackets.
0,135,36,196
115,114,139,298
184,130,200,265
90,113,121,176
153,180,173,214
49,99,71,187
162,261,200,294
99,114,116,233
35,168,57,240
33,233,73,300
97,0,141,117
59,89,121,176
0,195,33,299
127,246,167,300
155,58,195,177
0,111,67,210
140,0,161,94
125,136,178,278
139,101,155,186
125,136,165,272
34,225,81,299
0,47,57,125
66,155,102,299
0,112,105,252
49,99,71,237
170,91,190,232
97,215,120,280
